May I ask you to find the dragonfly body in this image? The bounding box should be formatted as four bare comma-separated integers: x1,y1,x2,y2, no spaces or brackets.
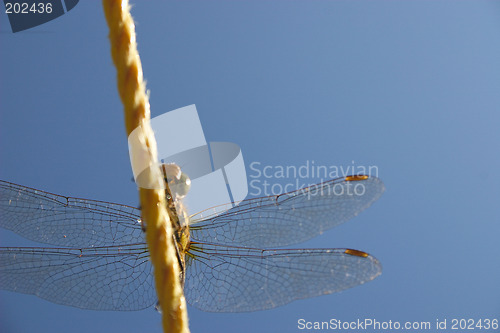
0,173,384,312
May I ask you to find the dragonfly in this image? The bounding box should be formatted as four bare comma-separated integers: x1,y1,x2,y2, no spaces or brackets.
0,169,384,312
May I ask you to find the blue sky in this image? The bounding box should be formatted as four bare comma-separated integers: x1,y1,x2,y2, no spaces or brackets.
1,1,499,333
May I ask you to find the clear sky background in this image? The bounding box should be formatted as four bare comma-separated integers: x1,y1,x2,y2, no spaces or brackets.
1,1,499,333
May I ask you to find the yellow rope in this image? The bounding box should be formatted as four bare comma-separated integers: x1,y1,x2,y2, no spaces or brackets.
102,1,190,332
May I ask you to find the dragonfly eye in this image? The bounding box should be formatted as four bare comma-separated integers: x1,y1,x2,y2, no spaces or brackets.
173,172,191,198
162,163,191,199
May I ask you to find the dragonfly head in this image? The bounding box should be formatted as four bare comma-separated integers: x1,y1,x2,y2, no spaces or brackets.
161,163,191,229
161,163,191,200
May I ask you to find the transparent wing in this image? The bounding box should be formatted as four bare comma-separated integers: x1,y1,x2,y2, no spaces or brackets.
0,244,156,310
0,180,143,247
190,176,384,248
1,179,383,312
185,243,381,312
